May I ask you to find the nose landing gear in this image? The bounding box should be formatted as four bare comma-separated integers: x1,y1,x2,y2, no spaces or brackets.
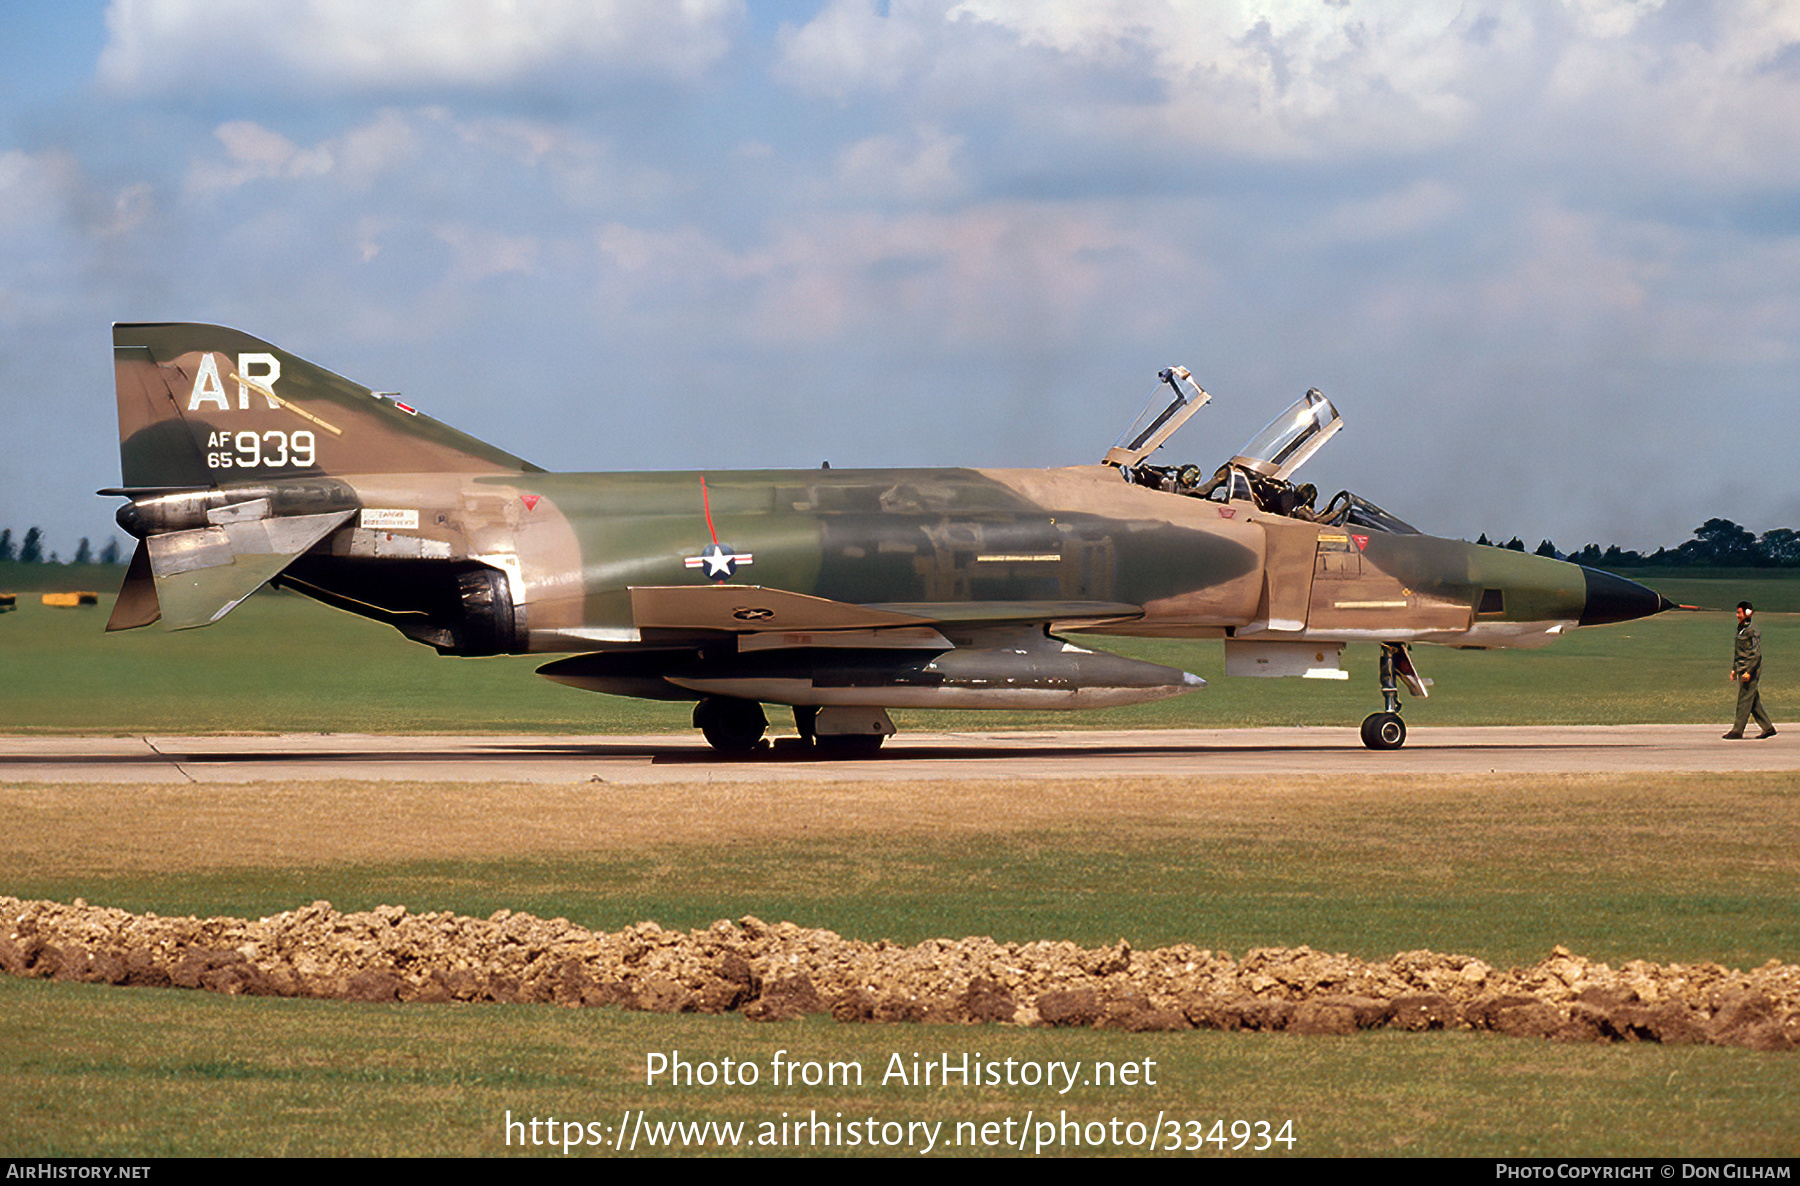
1360,642,1426,750
1360,710,1406,750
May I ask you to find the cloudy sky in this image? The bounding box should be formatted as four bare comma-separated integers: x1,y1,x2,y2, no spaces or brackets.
4,0,1798,561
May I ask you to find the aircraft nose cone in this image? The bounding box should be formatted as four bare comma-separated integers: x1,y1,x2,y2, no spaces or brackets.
1578,567,1674,626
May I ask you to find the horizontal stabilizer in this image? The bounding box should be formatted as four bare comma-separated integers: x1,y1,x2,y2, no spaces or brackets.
146,509,354,630
105,539,162,632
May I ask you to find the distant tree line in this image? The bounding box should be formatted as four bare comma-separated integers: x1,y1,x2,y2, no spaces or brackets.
1476,519,1800,568
0,527,122,566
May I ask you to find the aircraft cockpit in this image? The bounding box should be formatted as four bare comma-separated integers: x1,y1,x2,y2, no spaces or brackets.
1104,369,1419,534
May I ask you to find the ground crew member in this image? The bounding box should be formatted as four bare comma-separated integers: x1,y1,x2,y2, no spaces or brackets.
1724,600,1777,739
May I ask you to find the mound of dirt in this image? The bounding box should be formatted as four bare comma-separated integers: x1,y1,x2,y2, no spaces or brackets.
3,896,1796,1049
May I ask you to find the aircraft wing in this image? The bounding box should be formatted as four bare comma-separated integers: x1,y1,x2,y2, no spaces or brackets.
864,600,1145,629
627,585,1143,637
629,585,935,633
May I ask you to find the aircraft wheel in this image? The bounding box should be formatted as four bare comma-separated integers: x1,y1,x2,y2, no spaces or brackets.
694,697,767,755
815,733,885,758
1360,712,1406,750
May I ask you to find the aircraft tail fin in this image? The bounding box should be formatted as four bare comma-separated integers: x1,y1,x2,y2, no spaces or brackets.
107,322,539,630
112,322,540,490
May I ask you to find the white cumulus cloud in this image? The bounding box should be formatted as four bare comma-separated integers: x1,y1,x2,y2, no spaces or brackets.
778,0,1800,176
99,0,744,94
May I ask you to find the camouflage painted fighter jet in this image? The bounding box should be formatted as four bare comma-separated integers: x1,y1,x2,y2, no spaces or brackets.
104,323,1671,754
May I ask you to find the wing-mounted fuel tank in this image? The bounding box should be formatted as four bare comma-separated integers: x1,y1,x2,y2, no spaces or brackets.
540,628,1205,709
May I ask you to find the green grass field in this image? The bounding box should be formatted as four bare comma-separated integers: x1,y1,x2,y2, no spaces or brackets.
2,570,1797,1158
2,571,1795,734
3,770,1798,1158
3,771,1798,1158
8,980,1797,1158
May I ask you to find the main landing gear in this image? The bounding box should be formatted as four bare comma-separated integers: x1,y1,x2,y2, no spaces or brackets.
693,697,894,757
792,705,893,757
693,696,767,755
1360,642,1425,751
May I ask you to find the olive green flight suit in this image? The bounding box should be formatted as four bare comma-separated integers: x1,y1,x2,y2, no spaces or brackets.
1728,617,1775,738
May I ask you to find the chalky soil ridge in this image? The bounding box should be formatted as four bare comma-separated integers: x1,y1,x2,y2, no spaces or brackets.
4,897,1797,1050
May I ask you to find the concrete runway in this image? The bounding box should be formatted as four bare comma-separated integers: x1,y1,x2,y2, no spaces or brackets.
1,724,1791,784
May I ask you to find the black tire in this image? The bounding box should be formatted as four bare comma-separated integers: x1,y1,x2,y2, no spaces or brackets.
694,697,767,754
1360,712,1406,750
815,733,885,758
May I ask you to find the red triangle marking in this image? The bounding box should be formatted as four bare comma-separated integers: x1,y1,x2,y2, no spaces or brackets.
521,495,541,511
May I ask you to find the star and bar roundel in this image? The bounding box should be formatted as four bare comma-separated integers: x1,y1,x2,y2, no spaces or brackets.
686,542,753,581
684,475,754,583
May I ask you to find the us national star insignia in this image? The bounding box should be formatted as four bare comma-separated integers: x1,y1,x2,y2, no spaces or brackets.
684,542,754,582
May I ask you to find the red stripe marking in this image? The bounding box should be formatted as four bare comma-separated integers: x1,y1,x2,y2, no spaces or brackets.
700,475,720,545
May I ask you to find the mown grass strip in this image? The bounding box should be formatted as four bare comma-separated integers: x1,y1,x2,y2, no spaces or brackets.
3,582,1795,733
6,774,1797,967
4,981,1796,1157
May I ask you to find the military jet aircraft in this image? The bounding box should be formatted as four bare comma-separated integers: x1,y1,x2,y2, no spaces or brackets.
104,323,1671,754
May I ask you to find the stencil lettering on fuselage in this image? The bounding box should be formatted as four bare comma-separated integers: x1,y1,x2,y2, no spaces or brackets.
187,352,283,411
187,352,318,470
